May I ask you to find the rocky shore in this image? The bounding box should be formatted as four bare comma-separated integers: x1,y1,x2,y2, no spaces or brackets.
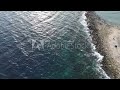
86,11,120,79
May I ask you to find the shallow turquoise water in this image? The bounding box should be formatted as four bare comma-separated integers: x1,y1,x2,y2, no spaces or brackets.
96,11,120,25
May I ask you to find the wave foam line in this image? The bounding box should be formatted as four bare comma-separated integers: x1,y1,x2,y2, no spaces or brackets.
80,11,110,79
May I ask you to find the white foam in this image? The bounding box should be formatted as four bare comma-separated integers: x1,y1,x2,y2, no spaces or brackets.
80,11,110,79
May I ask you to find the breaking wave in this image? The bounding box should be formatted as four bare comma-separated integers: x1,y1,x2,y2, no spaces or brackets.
80,11,110,79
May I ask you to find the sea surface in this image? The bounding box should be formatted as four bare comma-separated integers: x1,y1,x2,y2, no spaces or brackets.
0,11,109,79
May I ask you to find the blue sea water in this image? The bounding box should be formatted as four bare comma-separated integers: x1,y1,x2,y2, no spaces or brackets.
0,11,109,79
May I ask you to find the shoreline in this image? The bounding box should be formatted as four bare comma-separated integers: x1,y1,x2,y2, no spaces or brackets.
82,12,110,79
85,11,120,79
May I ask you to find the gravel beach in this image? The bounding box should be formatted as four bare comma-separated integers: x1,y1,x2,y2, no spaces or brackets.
86,11,120,79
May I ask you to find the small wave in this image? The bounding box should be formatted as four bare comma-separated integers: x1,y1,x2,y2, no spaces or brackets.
80,11,110,79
